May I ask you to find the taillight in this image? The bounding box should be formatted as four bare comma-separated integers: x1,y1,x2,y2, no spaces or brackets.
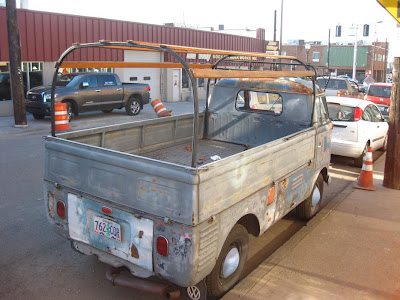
156,236,168,256
354,107,363,121
146,86,151,91
57,201,66,218
337,91,342,97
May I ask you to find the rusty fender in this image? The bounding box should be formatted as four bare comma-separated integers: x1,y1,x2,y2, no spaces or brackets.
105,267,181,298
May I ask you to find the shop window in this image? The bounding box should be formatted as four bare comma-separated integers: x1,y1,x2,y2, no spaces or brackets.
130,77,138,81
144,76,151,80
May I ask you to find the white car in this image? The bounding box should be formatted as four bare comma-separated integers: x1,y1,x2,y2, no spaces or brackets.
326,96,388,167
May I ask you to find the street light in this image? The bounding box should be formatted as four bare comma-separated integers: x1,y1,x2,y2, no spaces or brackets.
305,44,311,64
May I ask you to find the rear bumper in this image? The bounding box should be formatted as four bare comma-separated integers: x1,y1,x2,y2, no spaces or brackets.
25,100,51,116
331,139,365,158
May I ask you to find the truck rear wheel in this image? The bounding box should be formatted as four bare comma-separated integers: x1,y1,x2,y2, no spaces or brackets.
125,97,141,116
205,224,249,298
296,174,324,220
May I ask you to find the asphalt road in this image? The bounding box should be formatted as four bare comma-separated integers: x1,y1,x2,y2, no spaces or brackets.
0,109,384,300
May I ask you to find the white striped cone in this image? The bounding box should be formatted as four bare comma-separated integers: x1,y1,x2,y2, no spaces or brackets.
355,147,376,191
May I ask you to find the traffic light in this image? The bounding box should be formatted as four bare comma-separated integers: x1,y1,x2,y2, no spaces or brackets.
363,24,369,36
335,25,341,37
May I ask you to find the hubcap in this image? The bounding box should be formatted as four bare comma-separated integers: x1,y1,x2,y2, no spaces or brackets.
311,186,321,207
222,247,240,278
131,101,140,113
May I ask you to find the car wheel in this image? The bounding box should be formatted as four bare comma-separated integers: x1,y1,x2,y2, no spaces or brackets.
205,224,249,298
125,97,141,116
354,143,369,167
296,174,324,220
33,114,45,120
63,102,73,122
102,109,113,113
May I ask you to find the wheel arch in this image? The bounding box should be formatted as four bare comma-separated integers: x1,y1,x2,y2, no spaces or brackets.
62,99,78,115
127,93,143,108
237,214,260,237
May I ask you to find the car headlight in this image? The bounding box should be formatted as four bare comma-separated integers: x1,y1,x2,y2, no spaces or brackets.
44,93,57,103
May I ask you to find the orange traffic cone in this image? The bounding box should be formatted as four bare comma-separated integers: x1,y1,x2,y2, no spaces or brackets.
354,147,376,191
54,102,70,131
151,99,171,117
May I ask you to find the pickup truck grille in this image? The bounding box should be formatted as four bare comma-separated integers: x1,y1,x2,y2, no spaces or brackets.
27,93,43,102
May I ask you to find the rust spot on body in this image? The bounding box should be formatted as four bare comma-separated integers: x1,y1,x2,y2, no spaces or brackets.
131,244,140,259
152,178,157,183
138,231,144,238
282,179,288,190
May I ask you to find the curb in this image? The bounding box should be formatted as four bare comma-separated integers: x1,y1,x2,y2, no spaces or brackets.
223,155,385,299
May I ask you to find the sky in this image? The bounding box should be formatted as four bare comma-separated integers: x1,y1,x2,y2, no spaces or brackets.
12,0,400,61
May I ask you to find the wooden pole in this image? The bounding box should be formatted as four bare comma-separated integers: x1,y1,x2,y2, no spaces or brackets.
383,57,400,189
6,0,27,126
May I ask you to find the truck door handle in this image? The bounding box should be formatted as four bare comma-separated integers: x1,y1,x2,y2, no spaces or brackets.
95,89,101,92
116,88,122,91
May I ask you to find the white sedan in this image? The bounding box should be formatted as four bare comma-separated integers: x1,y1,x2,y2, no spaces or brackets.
326,96,388,167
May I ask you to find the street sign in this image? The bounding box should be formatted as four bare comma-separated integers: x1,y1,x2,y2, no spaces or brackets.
376,0,400,24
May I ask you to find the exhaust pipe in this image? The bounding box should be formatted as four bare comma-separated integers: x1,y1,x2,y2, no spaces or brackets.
105,267,181,299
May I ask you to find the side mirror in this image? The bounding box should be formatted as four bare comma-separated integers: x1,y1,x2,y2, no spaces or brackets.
81,82,89,88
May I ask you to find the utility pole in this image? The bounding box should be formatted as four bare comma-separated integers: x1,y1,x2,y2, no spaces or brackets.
383,57,400,189
6,0,27,127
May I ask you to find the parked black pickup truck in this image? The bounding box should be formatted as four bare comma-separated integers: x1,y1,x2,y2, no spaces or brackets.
25,72,150,120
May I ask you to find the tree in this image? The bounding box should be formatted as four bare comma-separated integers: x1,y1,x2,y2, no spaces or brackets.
383,57,400,189
6,0,27,126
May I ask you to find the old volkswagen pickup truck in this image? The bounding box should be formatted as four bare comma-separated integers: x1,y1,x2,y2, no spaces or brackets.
44,41,331,299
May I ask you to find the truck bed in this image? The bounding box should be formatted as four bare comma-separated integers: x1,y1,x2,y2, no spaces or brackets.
141,139,248,166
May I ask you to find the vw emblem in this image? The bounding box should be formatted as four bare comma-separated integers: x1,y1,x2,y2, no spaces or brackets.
32,96,36,99
187,285,201,300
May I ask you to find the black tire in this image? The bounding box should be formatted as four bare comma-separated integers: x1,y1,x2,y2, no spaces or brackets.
102,109,113,113
125,97,141,116
63,101,73,122
354,143,369,167
296,174,324,220
33,114,45,120
205,224,249,298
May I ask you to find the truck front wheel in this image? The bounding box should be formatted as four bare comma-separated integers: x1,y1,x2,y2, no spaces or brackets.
125,97,141,116
296,173,324,220
205,224,249,298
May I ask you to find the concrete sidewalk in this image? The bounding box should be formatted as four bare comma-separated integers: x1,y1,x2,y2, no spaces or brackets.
225,155,400,299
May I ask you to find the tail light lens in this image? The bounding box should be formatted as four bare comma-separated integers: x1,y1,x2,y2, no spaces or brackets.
354,107,363,121
57,201,66,218
337,91,342,97
146,86,151,91
156,236,168,256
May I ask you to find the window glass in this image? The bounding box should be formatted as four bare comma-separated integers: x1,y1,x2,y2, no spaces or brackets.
236,90,282,115
316,97,329,124
99,75,116,86
312,52,320,62
327,103,355,121
84,75,98,87
368,85,392,98
369,105,383,122
362,106,374,122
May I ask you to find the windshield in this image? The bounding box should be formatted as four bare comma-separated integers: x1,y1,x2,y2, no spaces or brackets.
368,85,391,98
327,103,355,121
317,79,348,90
56,74,81,87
